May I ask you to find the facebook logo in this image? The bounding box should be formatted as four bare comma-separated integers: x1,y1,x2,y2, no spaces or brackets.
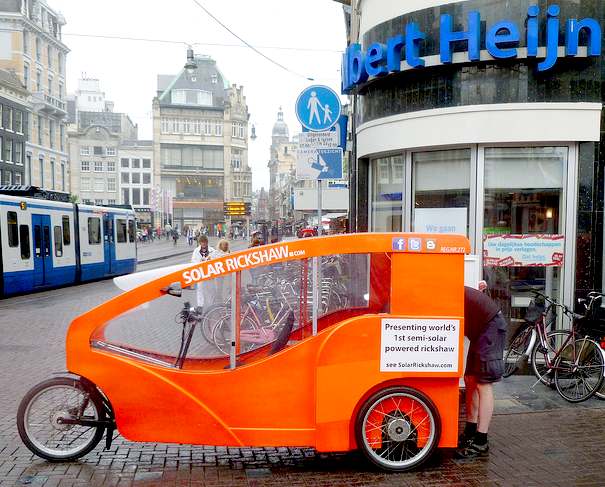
392,238,406,251
409,238,422,251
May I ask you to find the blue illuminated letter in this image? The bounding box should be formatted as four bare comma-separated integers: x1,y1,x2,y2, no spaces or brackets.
527,5,540,58
406,23,426,68
486,21,520,59
539,5,560,71
386,34,405,72
440,11,481,64
365,43,388,77
347,43,368,88
566,18,602,56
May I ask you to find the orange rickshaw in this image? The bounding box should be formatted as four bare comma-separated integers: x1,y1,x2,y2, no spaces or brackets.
16,233,469,472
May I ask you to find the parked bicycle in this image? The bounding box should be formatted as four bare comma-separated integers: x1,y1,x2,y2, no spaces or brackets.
503,290,604,402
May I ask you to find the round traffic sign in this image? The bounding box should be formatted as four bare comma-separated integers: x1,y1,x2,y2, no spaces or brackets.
295,85,342,132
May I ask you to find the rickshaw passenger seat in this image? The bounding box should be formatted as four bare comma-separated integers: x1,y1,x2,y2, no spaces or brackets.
270,311,295,355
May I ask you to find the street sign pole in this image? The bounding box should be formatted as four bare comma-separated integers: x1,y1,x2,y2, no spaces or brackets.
317,180,322,235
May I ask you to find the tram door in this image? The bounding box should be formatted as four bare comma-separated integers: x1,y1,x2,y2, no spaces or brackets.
103,214,115,275
32,214,52,287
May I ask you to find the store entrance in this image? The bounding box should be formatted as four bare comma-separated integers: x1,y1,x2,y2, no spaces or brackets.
482,147,567,331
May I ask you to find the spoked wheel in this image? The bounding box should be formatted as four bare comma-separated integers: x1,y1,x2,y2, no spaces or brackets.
356,386,440,472
554,338,604,403
201,304,230,344
531,330,572,387
17,377,105,461
503,325,533,377
212,315,256,355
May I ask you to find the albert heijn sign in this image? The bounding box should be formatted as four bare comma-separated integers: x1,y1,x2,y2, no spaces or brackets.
342,4,602,93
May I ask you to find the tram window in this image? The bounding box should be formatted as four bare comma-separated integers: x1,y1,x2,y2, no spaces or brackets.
54,226,63,257
62,216,70,245
128,220,135,243
88,217,101,244
7,211,18,247
34,225,41,257
116,219,127,243
19,225,30,260
43,226,50,256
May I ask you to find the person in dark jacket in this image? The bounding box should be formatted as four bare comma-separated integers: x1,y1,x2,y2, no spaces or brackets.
456,286,507,459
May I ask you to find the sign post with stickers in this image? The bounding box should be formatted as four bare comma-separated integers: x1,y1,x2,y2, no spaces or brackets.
295,85,343,234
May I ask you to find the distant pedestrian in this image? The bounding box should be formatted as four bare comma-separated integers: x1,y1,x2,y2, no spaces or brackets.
191,235,216,312
456,286,507,459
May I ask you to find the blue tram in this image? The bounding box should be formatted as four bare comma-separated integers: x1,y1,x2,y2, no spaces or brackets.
0,186,137,297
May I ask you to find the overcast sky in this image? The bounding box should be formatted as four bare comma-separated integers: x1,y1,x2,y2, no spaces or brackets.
51,0,346,190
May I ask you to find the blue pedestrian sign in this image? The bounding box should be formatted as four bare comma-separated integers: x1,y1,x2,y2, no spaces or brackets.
313,149,343,180
296,85,342,132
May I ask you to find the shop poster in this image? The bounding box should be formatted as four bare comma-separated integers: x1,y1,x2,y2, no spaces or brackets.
483,234,564,267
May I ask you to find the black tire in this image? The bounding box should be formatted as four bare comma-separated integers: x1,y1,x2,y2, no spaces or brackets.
355,386,441,472
530,330,572,387
17,377,105,461
503,325,533,377
554,338,604,403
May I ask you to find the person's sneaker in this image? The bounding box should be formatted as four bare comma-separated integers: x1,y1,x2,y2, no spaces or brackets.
454,440,489,459
457,431,473,448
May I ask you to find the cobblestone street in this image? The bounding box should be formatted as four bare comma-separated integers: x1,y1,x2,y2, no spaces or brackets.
1,252,604,486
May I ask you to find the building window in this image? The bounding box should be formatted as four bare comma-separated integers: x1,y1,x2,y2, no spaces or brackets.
35,37,40,62
161,117,169,134
106,160,115,172
106,147,116,156
61,162,65,190
183,119,191,134
7,211,18,247
81,160,90,172
23,64,29,90
47,45,52,69
15,142,23,165
143,173,151,184
6,108,13,132
94,161,103,172
204,120,212,136
94,198,103,205
107,176,116,192
47,76,52,97
107,199,116,205
0,136,2,159
121,173,129,184
94,178,104,192
15,172,22,184
132,158,140,169
215,121,223,136
412,149,471,237
26,154,31,185
122,188,130,205
58,82,63,100
59,124,64,151
80,176,91,191
193,119,201,135
2,170,12,185
48,119,55,149
23,30,29,54
171,89,212,106
120,158,129,168
50,160,55,189
231,149,242,170
232,121,245,139
80,146,90,156
14,111,22,133
370,155,404,232
58,52,63,74
132,188,140,205
39,157,44,187
142,158,151,169
143,188,150,205
88,218,101,244
93,146,103,156
36,70,41,91
132,173,140,184
4,139,12,162
37,115,43,145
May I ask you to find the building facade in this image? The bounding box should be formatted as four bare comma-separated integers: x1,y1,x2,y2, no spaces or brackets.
344,0,605,326
267,108,290,220
152,54,252,232
0,69,29,185
119,140,153,228
0,0,69,190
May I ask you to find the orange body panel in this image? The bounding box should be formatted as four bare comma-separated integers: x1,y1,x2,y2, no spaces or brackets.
65,233,469,451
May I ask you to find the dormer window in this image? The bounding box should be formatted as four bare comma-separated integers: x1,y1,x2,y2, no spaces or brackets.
211,74,218,84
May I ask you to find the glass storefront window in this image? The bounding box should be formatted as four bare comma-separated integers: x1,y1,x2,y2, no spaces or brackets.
483,146,567,327
370,155,403,232
412,149,471,236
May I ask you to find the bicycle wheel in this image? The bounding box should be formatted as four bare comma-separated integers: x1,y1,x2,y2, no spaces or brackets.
503,325,533,378
356,386,440,472
17,377,105,461
212,315,256,355
531,330,572,386
554,337,604,403
201,304,230,344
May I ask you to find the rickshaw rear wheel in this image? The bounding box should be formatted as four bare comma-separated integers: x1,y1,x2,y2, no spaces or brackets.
17,377,106,462
355,386,441,472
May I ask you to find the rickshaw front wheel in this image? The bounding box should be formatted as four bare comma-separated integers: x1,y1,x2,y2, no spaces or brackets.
17,377,106,462
356,386,441,472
